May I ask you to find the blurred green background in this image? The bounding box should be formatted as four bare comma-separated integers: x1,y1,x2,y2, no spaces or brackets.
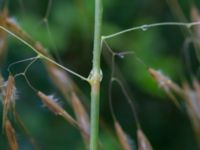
0,0,200,149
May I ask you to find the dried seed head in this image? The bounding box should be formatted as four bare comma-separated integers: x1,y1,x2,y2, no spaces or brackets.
115,121,133,150
137,129,152,150
5,119,18,150
2,75,16,131
148,68,171,90
71,92,90,143
37,91,77,126
148,68,182,107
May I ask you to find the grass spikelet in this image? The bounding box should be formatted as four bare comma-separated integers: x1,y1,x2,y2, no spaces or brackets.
148,68,182,107
5,119,18,150
2,75,16,131
137,129,152,150
114,121,133,150
37,91,77,127
71,92,90,145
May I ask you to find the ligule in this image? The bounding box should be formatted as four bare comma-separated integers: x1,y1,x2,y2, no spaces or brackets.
2,75,16,131
37,91,77,127
5,119,18,150
137,129,152,150
114,121,133,150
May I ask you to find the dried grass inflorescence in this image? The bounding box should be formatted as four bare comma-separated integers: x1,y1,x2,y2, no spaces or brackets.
114,121,133,150
5,119,18,150
37,91,77,127
71,92,90,145
182,79,200,145
2,75,16,131
148,68,182,107
137,129,152,150
149,66,200,146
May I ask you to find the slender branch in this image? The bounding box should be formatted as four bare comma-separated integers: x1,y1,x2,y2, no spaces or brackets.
0,26,88,81
103,21,200,40
89,0,103,149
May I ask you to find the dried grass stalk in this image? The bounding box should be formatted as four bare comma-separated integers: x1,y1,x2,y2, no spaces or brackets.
71,92,90,145
114,121,132,150
190,5,200,59
5,119,18,150
2,75,16,131
37,91,77,127
45,62,75,103
191,6,200,39
137,129,152,150
0,7,8,64
183,81,200,145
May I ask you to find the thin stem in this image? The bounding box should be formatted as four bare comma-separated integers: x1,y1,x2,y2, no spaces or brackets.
90,0,103,149
103,21,200,40
0,26,88,82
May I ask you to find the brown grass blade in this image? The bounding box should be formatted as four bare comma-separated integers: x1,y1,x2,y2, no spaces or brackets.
114,121,133,150
5,119,18,150
71,92,90,145
137,129,152,150
37,91,77,127
2,75,16,131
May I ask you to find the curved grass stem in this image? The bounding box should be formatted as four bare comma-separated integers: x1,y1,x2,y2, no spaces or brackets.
103,21,200,40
